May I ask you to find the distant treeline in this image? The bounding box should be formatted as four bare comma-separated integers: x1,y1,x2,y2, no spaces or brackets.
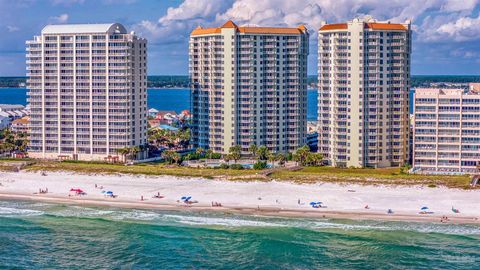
410,75,480,87
0,77,26,88
1,75,480,88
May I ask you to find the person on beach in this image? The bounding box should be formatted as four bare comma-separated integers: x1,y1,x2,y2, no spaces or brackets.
141,195,144,201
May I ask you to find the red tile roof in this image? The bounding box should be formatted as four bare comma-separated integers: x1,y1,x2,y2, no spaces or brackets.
319,22,407,31
191,21,307,36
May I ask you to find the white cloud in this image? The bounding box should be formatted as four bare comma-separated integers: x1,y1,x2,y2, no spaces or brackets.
132,0,234,42
441,0,479,12
49,13,69,24
134,0,480,45
434,15,480,41
6,25,20,32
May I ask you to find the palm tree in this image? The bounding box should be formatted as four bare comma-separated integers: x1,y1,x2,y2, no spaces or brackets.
162,150,175,164
267,152,277,168
195,147,204,156
293,145,310,166
116,147,129,162
256,146,270,161
205,149,213,159
130,146,141,160
248,144,257,158
172,152,181,164
275,153,287,167
228,145,241,163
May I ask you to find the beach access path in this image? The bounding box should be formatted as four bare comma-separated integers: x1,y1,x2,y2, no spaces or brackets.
0,171,479,224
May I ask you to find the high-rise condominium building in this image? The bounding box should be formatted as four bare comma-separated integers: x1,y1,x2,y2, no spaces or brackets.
317,17,411,168
189,21,309,154
412,86,480,174
27,23,147,161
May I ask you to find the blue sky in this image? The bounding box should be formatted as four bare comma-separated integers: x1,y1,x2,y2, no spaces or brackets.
1,0,480,76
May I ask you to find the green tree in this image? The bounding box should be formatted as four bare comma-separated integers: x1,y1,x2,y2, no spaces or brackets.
275,153,287,166
267,152,277,168
116,147,130,162
162,150,178,164
256,145,270,161
195,147,204,156
228,145,242,163
205,149,213,159
248,144,257,158
293,145,310,166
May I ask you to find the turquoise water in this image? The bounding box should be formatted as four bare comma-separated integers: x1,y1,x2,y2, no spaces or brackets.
0,200,479,269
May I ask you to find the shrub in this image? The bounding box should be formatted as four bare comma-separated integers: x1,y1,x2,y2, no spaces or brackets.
210,153,222,159
219,163,230,169
253,161,267,170
229,164,244,170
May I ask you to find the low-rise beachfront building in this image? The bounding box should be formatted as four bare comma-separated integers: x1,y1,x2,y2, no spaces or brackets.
190,21,309,154
318,16,411,168
26,23,148,161
0,104,25,112
412,86,480,174
11,116,30,133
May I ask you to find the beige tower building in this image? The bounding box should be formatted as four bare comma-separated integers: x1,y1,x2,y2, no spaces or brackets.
318,17,411,168
190,21,309,154
26,23,147,161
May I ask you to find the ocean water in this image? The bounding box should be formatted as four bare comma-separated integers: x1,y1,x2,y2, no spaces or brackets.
0,200,479,269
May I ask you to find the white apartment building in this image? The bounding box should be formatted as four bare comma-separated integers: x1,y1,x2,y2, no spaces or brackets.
26,23,147,161
190,21,309,154
413,86,480,174
318,17,411,168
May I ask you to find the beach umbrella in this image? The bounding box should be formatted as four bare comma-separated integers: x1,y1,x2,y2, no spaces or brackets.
421,206,429,210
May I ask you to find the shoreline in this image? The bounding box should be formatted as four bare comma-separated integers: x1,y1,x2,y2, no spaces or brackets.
1,193,479,225
1,171,479,225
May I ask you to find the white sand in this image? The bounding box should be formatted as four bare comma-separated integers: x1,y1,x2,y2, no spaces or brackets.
0,171,479,223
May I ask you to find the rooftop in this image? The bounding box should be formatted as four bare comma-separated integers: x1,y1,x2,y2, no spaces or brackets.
415,87,480,96
191,20,308,36
319,17,409,31
0,104,25,111
41,23,127,35
12,116,29,125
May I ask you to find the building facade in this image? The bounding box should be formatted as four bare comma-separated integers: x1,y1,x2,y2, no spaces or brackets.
317,17,411,168
27,23,147,161
412,87,480,174
190,21,309,154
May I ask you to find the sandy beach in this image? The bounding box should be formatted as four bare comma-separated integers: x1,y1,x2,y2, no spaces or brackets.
0,170,479,224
